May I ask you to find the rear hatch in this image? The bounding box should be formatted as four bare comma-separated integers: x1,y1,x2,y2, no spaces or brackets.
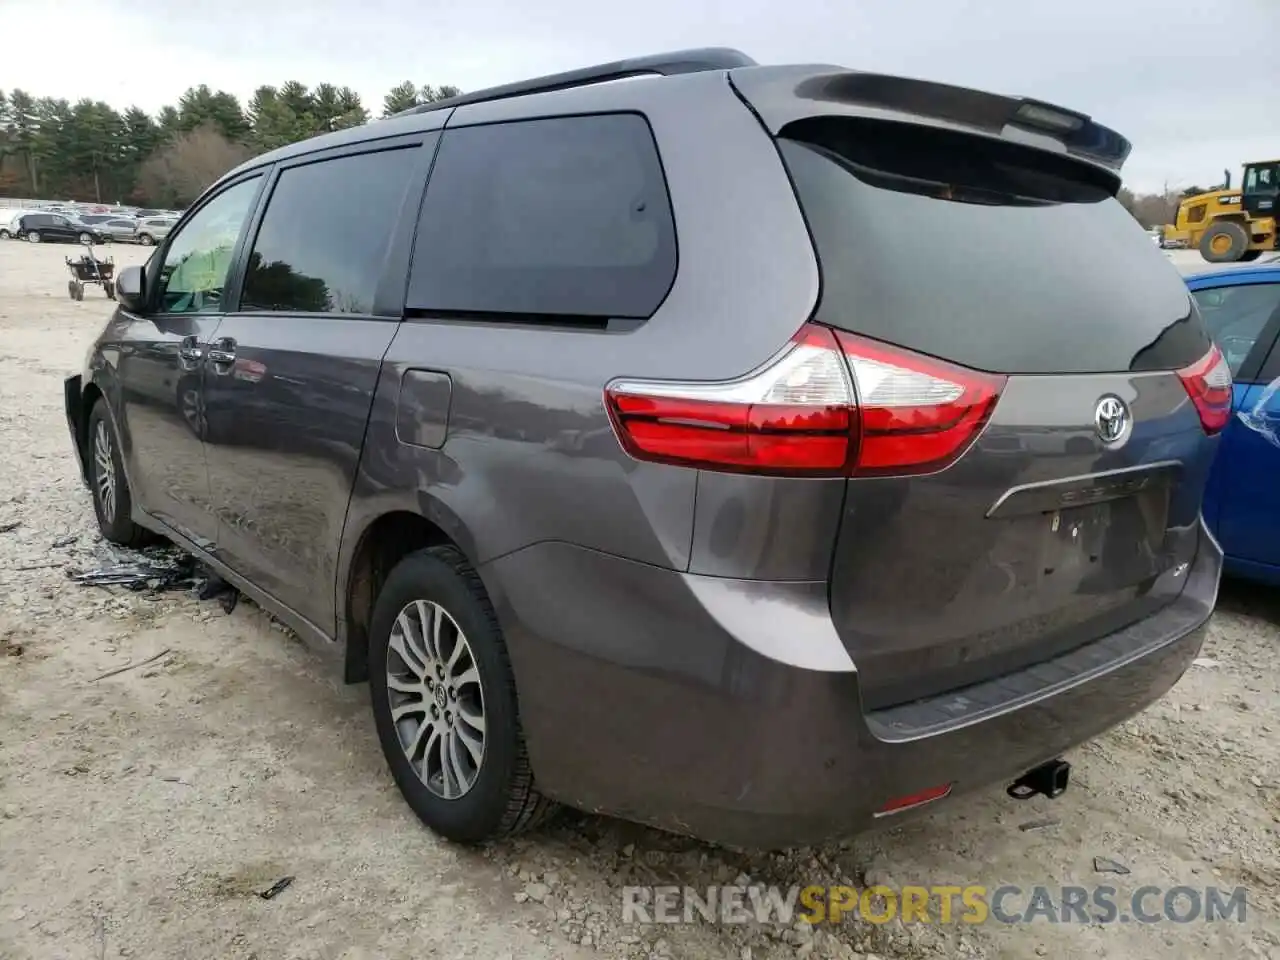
747,76,1226,708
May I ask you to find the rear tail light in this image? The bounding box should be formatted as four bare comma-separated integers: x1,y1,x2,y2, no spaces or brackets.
1176,344,1232,435
605,323,1006,477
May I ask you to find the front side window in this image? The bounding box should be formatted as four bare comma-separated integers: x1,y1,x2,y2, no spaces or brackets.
407,114,677,319
155,176,260,315
239,146,420,315
1192,283,1280,377
1244,164,1277,194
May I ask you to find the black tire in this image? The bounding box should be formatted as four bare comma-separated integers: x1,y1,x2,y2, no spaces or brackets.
0,229,10,240
78,232,92,244
27,231,40,243
368,545,554,843
67,280,78,299
104,281,116,300
1240,250,1263,263
74,282,84,301
86,399,150,547
137,233,154,246
1199,221,1250,263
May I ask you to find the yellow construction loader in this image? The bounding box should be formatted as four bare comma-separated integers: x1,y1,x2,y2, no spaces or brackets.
1164,159,1278,263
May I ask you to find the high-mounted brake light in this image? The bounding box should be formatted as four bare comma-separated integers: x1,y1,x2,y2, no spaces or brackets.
604,323,1006,477
1176,344,1232,435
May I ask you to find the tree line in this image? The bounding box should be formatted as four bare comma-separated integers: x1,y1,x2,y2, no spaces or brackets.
0,80,460,209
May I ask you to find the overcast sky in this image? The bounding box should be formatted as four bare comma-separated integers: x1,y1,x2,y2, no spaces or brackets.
2,0,1276,193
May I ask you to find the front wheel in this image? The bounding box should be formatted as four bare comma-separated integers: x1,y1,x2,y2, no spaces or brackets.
86,399,150,547
1199,221,1250,263
78,232,92,244
368,545,554,843
0,229,10,240
27,231,40,243
137,233,154,246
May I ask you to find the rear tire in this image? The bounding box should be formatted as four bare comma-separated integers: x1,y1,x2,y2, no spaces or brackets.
67,280,78,299
104,281,116,300
1199,221,1249,263
86,399,150,547
137,233,154,246
368,545,554,843
0,229,10,240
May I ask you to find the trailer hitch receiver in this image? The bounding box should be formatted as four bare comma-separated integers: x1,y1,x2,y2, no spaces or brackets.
1007,758,1070,800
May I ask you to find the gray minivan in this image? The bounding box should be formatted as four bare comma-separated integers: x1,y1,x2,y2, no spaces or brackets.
63,49,1227,849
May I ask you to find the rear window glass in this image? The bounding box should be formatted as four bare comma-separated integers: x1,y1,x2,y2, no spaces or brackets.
407,113,676,320
778,118,1208,374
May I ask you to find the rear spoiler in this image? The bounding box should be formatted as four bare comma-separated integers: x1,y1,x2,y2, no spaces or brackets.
730,66,1131,185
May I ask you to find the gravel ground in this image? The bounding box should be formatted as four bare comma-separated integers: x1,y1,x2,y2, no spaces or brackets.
0,239,1277,960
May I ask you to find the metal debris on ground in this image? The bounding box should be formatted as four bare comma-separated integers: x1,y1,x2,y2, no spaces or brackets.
196,569,239,614
51,535,77,548
0,520,21,534
88,648,172,683
257,876,295,900
68,544,197,592
1017,818,1060,832
1093,856,1131,875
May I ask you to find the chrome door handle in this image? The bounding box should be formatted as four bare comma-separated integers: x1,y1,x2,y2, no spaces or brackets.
207,337,237,368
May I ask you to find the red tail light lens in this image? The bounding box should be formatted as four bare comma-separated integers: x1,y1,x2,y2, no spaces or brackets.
834,331,1006,475
606,325,855,475
1177,344,1232,435
605,323,1006,477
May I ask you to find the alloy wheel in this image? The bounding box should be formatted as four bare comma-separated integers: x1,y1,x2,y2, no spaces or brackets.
385,599,486,800
93,420,117,525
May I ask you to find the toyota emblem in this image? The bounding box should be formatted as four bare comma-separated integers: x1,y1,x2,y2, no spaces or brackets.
1094,396,1129,444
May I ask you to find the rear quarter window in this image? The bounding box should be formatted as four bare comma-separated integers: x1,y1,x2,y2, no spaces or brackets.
407,113,677,320
777,119,1208,374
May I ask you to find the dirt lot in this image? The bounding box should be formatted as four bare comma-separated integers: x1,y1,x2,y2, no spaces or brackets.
0,239,1277,960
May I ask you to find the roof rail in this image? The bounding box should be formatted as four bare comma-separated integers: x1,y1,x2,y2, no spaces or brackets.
394,47,757,117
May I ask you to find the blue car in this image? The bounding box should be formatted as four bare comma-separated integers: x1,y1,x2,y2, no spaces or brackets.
1191,265,1280,584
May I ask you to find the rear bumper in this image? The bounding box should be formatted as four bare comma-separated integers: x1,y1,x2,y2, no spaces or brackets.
64,374,89,487
485,523,1220,850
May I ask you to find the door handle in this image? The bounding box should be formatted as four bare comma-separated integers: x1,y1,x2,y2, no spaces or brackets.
178,336,203,367
207,337,237,369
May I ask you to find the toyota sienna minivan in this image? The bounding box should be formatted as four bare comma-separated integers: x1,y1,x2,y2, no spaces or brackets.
64,48,1227,849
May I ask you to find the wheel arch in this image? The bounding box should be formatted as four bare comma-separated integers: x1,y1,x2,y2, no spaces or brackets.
76,380,106,476
338,499,486,684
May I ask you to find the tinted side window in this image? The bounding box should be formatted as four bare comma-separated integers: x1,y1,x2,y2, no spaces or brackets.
1192,283,1280,378
408,114,676,319
240,147,419,315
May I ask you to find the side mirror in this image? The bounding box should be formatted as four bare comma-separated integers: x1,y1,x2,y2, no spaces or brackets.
116,265,145,312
